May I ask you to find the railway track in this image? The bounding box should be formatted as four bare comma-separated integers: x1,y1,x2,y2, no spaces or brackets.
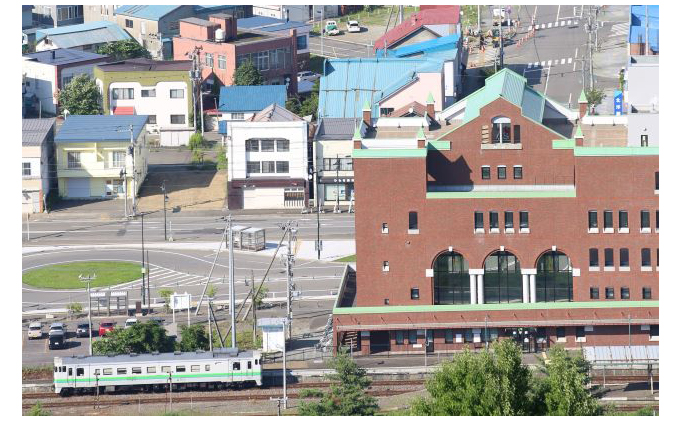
590,375,659,385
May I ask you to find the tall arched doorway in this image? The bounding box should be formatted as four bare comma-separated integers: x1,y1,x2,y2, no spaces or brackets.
483,250,523,303
536,250,573,302
433,251,469,304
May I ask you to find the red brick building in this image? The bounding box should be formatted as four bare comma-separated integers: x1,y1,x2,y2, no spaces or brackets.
333,69,659,355
172,14,298,94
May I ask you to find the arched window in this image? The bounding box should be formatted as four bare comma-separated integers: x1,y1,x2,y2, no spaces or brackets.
433,251,469,305
492,116,511,143
483,251,522,303
536,251,573,302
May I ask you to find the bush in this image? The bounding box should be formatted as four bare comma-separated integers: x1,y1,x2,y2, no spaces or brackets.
28,402,51,416
67,302,83,314
299,388,324,398
159,289,174,313
216,146,227,170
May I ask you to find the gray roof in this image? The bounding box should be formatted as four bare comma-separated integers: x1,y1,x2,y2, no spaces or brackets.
251,103,303,122
315,118,362,140
59,348,258,365
23,48,107,66
583,346,658,363
36,21,131,49
55,115,148,143
180,17,219,27
22,118,55,146
97,58,192,72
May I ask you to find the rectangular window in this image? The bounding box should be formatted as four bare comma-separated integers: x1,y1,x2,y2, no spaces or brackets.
641,248,651,267
604,248,614,267
619,210,628,229
655,210,659,230
513,165,523,179
103,368,112,375
497,165,506,179
275,139,289,152
588,210,598,229
112,151,125,168
489,211,499,230
141,89,156,97
93,369,100,375
408,330,417,344
261,140,275,152
245,139,259,151
147,367,157,373
445,329,454,344
67,152,81,168
395,330,404,345
620,248,629,267
474,211,484,231
231,113,245,120
513,124,521,142
191,365,200,372
589,248,599,267
205,53,213,68
22,162,31,176
655,171,659,190
481,166,490,179
147,115,157,125
382,223,388,234
642,287,652,299
379,107,394,116
605,287,614,299
117,368,127,375
205,365,211,371
132,367,142,374
112,88,134,99
246,161,260,174
519,211,529,229
261,161,275,173
161,366,171,373
641,210,650,229
384,298,390,305
409,211,418,230
620,287,630,300
650,324,659,339
218,55,226,69
590,287,599,299
640,134,648,147
125,19,133,28
382,261,389,272
232,362,240,371
170,89,184,98
556,327,566,340
411,287,420,299
576,327,586,340
275,161,289,173
504,211,513,229
170,115,185,124
176,366,186,373
603,210,613,229
62,76,73,86
257,50,269,71
296,34,307,50
76,368,84,376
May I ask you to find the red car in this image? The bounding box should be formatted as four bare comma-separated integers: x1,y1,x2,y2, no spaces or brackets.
98,321,116,336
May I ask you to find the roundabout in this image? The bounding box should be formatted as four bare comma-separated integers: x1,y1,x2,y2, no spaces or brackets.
22,261,142,290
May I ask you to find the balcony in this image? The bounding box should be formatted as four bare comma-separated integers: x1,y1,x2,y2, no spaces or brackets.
57,161,127,178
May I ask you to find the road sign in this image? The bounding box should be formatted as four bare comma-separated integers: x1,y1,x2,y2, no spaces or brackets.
171,293,191,310
614,90,623,116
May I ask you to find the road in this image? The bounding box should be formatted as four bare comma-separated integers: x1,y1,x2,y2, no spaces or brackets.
309,34,374,58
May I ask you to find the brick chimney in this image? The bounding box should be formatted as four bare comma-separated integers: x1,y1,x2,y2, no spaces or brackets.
574,124,584,146
426,92,435,120
362,100,372,128
352,125,363,150
416,127,427,149
578,89,588,120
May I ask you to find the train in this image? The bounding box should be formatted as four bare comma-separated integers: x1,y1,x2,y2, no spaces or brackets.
53,348,262,396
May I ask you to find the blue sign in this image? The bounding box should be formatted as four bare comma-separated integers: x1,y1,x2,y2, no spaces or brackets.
614,90,623,116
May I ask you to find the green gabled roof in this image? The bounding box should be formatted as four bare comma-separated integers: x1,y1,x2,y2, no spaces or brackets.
578,90,587,103
352,125,363,140
416,127,426,140
574,124,583,138
426,92,435,104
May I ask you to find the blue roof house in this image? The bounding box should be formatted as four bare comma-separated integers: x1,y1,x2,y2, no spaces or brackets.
35,21,131,52
218,85,288,133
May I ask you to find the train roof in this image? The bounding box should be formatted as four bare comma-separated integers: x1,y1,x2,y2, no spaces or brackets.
56,348,259,365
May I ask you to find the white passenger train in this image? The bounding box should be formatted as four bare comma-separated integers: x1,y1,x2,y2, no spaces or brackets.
53,348,262,396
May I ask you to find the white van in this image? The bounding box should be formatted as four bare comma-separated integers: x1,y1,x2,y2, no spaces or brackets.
124,318,138,329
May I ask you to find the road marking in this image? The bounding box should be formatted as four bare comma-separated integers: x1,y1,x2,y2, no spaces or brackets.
541,24,545,29
568,20,572,25
547,60,552,66
561,58,565,64
547,22,552,28
541,61,545,66
544,65,552,95
561,21,565,26
533,5,538,22
556,5,561,21
568,92,572,107
568,57,573,64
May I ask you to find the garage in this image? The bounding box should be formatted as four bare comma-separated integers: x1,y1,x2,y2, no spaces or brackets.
243,187,284,209
67,178,91,198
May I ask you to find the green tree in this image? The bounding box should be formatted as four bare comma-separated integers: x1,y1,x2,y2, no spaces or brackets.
411,340,531,416
298,351,378,416
28,401,51,416
96,39,152,60
585,88,606,112
254,285,269,308
66,302,83,314
56,74,103,115
285,97,301,116
177,324,209,351
538,346,602,416
92,321,174,355
188,132,207,151
232,60,264,86
207,284,218,298
159,288,174,313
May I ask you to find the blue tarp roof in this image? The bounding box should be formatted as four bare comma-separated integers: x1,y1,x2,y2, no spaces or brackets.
115,5,182,21
218,85,287,112
238,16,308,32
218,120,228,135
36,21,131,46
55,115,148,143
629,5,659,51
379,33,461,58
318,57,445,119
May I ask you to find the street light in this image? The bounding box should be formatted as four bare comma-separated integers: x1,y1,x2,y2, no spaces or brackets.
79,273,96,356
307,168,321,260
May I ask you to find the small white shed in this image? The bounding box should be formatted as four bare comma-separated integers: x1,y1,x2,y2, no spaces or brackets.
160,127,194,147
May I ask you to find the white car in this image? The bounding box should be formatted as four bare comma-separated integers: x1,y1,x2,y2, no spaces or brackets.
324,20,340,36
28,322,43,339
346,20,361,33
297,70,320,83
124,318,138,329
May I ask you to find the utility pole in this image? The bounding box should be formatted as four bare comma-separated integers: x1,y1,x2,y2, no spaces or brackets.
141,213,146,307
251,270,256,345
129,124,137,217
79,273,96,356
146,249,150,314
283,221,297,339
228,215,236,348
333,155,340,213
587,6,594,91
208,298,213,352
161,180,168,241
498,5,504,69
120,168,128,219
199,84,205,135
26,213,30,241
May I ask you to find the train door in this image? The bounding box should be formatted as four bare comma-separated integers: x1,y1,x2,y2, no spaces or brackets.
66,366,75,388
75,365,86,387
244,359,253,380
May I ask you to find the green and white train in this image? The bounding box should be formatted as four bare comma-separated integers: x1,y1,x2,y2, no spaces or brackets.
53,348,262,396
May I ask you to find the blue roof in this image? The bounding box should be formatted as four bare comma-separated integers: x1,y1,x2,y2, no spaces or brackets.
55,115,149,143
318,57,446,119
629,5,659,52
36,21,131,47
115,5,182,21
218,85,287,112
237,16,308,32
382,33,461,58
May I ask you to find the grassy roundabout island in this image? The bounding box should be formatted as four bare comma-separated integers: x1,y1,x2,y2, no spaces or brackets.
22,261,142,290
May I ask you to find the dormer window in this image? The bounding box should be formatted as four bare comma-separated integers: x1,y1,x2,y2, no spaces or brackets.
492,116,511,143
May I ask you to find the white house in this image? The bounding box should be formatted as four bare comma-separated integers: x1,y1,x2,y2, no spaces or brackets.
23,118,56,213
225,104,308,210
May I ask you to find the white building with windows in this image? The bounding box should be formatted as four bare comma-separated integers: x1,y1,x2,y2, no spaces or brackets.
22,118,57,213
224,104,308,209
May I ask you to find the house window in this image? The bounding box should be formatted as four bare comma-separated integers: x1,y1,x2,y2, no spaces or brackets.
141,89,156,97
125,19,133,28
62,76,73,86
491,116,511,143
112,88,134,99
276,139,289,152
603,210,613,230
589,248,599,267
218,55,226,69
112,151,125,168
379,107,394,116
170,89,184,98
513,125,521,142
604,248,614,268
620,248,629,268
408,330,417,344
655,171,659,190
504,211,513,230
261,140,275,152
275,161,289,173
22,162,31,176
231,113,245,120
590,287,599,299
170,115,185,124
588,210,598,230
445,329,454,344
655,210,659,231
381,223,388,234
489,211,499,230
641,248,651,267
497,166,506,179
650,324,659,340
642,287,652,299
481,166,490,179
408,211,418,230
474,211,484,232
261,161,275,173
296,34,307,50
619,210,628,229
576,326,586,341
395,330,404,344
640,134,648,147
67,152,81,169
147,115,157,125
246,161,260,174
384,298,390,305
257,50,269,71
245,139,259,151
411,288,420,299
382,261,389,272
605,287,614,299
556,327,566,340
640,210,650,230
621,287,630,299
205,53,214,68
513,166,523,179
519,211,529,230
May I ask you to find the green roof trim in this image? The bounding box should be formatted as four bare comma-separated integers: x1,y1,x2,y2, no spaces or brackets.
416,127,426,140
578,90,587,103
362,99,371,111
353,148,428,159
574,147,659,156
426,189,577,199
334,300,659,315
552,139,576,149
352,126,363,140
574,124,583,138
427,140,451,150
426,92,435,104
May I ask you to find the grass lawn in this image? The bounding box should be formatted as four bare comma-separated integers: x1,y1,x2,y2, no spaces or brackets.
334,254,356,262
22,261,142,290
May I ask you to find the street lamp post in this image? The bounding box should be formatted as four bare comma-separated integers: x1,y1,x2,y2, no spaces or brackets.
120,168,128,219
161,180,168,241
79,273,96,356
308,168,322,260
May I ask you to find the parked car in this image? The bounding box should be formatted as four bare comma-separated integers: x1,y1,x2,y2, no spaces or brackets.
28,322,43,339
48,332,65,350
76,323,91,338
325,20,340,36
346,20,361,33
99,321,116,336
124,318,138,329
149,317,164,325
48,322,66,336
297,70,320,83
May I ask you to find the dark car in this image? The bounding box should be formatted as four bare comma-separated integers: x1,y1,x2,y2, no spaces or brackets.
76,323,91,338
98,321,116,336
48,332,65,350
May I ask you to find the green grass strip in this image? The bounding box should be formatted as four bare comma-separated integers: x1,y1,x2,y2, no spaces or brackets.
22,261,142,290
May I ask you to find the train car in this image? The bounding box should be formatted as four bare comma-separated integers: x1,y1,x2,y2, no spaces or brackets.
53,348,262,396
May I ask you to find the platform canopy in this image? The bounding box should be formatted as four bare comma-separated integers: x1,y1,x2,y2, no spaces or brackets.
582,345,658,363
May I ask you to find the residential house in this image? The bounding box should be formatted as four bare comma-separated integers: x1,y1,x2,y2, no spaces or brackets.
33,5,84,27
173,15,298,94
628,5,658,56
23,5,34,29
55,115,149,203
374,6,461,51
223,104,308,209
83,4,118,24
253,5,339,21
217,85,287,130
35,20,132,52
93,58,193,144
22,48,110,116
237,16,311,70
625,55,658,147
22,118,56,213
113,5,252,60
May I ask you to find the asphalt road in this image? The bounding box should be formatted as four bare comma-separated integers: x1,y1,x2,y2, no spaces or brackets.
309,34,374,58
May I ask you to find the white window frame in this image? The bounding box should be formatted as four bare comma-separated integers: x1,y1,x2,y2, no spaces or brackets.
22,162,32,176
170,89,184,99
603,210,614,233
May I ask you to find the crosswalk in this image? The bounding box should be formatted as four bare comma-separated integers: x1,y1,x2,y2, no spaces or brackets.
533,19,579,30
610,22,628,37
526,57,573,69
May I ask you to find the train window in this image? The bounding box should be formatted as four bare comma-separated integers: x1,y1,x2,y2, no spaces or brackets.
132,367,142,374
54,367,58,373
68,368,72,376
176,366,186,373
62,366,66,372
233,362,241,371
247,361,252,369
117,368,127,375
103,368,112,375
161,366,171,373
205,365,211,371
76,368,84,376
94,369,100,375
255,359,259,365
147,367,157,374
191,365,200,372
